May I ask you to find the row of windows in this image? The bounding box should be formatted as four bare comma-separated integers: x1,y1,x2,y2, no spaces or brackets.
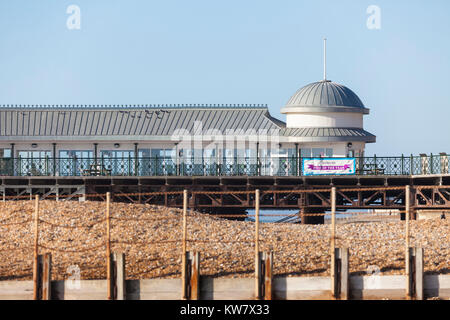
9,148,334,159
1,148,342,176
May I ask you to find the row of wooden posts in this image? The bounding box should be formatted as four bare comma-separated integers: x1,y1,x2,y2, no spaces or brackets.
31,186,421,300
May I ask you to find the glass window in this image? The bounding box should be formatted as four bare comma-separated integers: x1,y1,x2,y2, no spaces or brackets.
138,149,150,157
204,149,215,158
312,148,324,157
259,149,271,157
58,151,94,176
59,150,93,158
0,149,11,158
17,151,51,176
151,149,163,157
100,150,135,176
245,148,256,158
0,149,13,175
288,148,297,157
224,149,235,158
151,149,176,158
19,151,51,158
326,148,333,157
300,148,311,157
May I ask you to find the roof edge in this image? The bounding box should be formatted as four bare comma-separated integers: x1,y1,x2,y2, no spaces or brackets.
0,104,269,110
281,106,370,114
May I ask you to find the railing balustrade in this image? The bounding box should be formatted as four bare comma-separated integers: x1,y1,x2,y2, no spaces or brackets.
0,155,448,177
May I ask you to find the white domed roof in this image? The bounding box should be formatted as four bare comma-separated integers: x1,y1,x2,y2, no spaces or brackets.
282,80,369,114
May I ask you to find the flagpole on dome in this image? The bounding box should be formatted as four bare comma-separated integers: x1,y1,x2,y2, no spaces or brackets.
323,37,327,81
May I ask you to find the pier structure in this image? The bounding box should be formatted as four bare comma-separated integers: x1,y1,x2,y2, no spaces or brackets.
2,174,449,224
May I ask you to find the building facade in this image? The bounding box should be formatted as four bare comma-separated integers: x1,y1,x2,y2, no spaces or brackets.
0,79,376,176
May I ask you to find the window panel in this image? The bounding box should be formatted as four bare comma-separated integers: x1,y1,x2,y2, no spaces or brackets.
312,148,324,157
300,148,311,157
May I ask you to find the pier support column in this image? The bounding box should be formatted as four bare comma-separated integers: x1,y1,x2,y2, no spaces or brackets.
300,208,325,225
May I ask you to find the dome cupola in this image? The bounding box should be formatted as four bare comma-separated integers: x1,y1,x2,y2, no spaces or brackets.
281,80,369,114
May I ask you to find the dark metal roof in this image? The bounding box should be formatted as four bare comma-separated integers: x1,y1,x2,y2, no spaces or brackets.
281,127,376,142
0,105,376,143
0,104,268,109
0,106,283,140
284,80,368,111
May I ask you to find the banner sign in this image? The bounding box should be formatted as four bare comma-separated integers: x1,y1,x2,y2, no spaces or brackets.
302,158,356,176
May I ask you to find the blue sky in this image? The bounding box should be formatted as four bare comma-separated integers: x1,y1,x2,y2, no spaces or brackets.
0,0,449,156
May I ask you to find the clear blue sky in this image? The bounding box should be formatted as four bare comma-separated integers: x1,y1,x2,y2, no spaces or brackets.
0,0,449,156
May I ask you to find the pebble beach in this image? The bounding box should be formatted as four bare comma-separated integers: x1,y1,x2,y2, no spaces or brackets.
0,200,449,281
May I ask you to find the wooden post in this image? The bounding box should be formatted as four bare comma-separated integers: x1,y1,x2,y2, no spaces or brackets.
263,251,273,300
406,246,424,300
33,195,40,300
112,252,125,300
331,247,348,300
406,247,414,300
255,251,273,300
33,253,51,300
254,189,260,300
331,248,339,299
330,187,337,299
181,190,188,300
181,251,200,300
405,185,411,299
41,253,52,300
415,247,424,300
106,192,112,300
340,248,349,300
189,252,200,300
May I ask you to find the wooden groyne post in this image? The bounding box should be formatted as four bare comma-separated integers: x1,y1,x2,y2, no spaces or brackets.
254,189,260,299
106,192,112,300
33,195,40,300
181,189,188,300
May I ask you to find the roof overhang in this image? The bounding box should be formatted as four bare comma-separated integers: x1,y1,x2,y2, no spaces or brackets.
279,135,376,143
281,106,370,114
0,134,376,144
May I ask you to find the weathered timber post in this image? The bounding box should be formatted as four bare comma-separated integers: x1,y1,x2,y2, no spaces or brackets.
330,187,337,299
109,252,126,300
33,195,40,300
41,253,52,300
331,248,349,300
182,251,200,300
34,253,52,300
106,192,112,300
254,189,260,299
256,251,273,300
407,247,424,300
341,248,349,300
405,185,411,299
263,251,273,300
181,190,188,300
415,247,424,300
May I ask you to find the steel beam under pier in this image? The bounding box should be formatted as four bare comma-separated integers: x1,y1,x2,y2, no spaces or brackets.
1,176,450,217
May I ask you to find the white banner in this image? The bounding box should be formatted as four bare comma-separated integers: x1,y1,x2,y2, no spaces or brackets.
302,158,356,176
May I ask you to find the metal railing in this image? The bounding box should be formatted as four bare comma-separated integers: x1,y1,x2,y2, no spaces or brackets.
0,154,448,177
